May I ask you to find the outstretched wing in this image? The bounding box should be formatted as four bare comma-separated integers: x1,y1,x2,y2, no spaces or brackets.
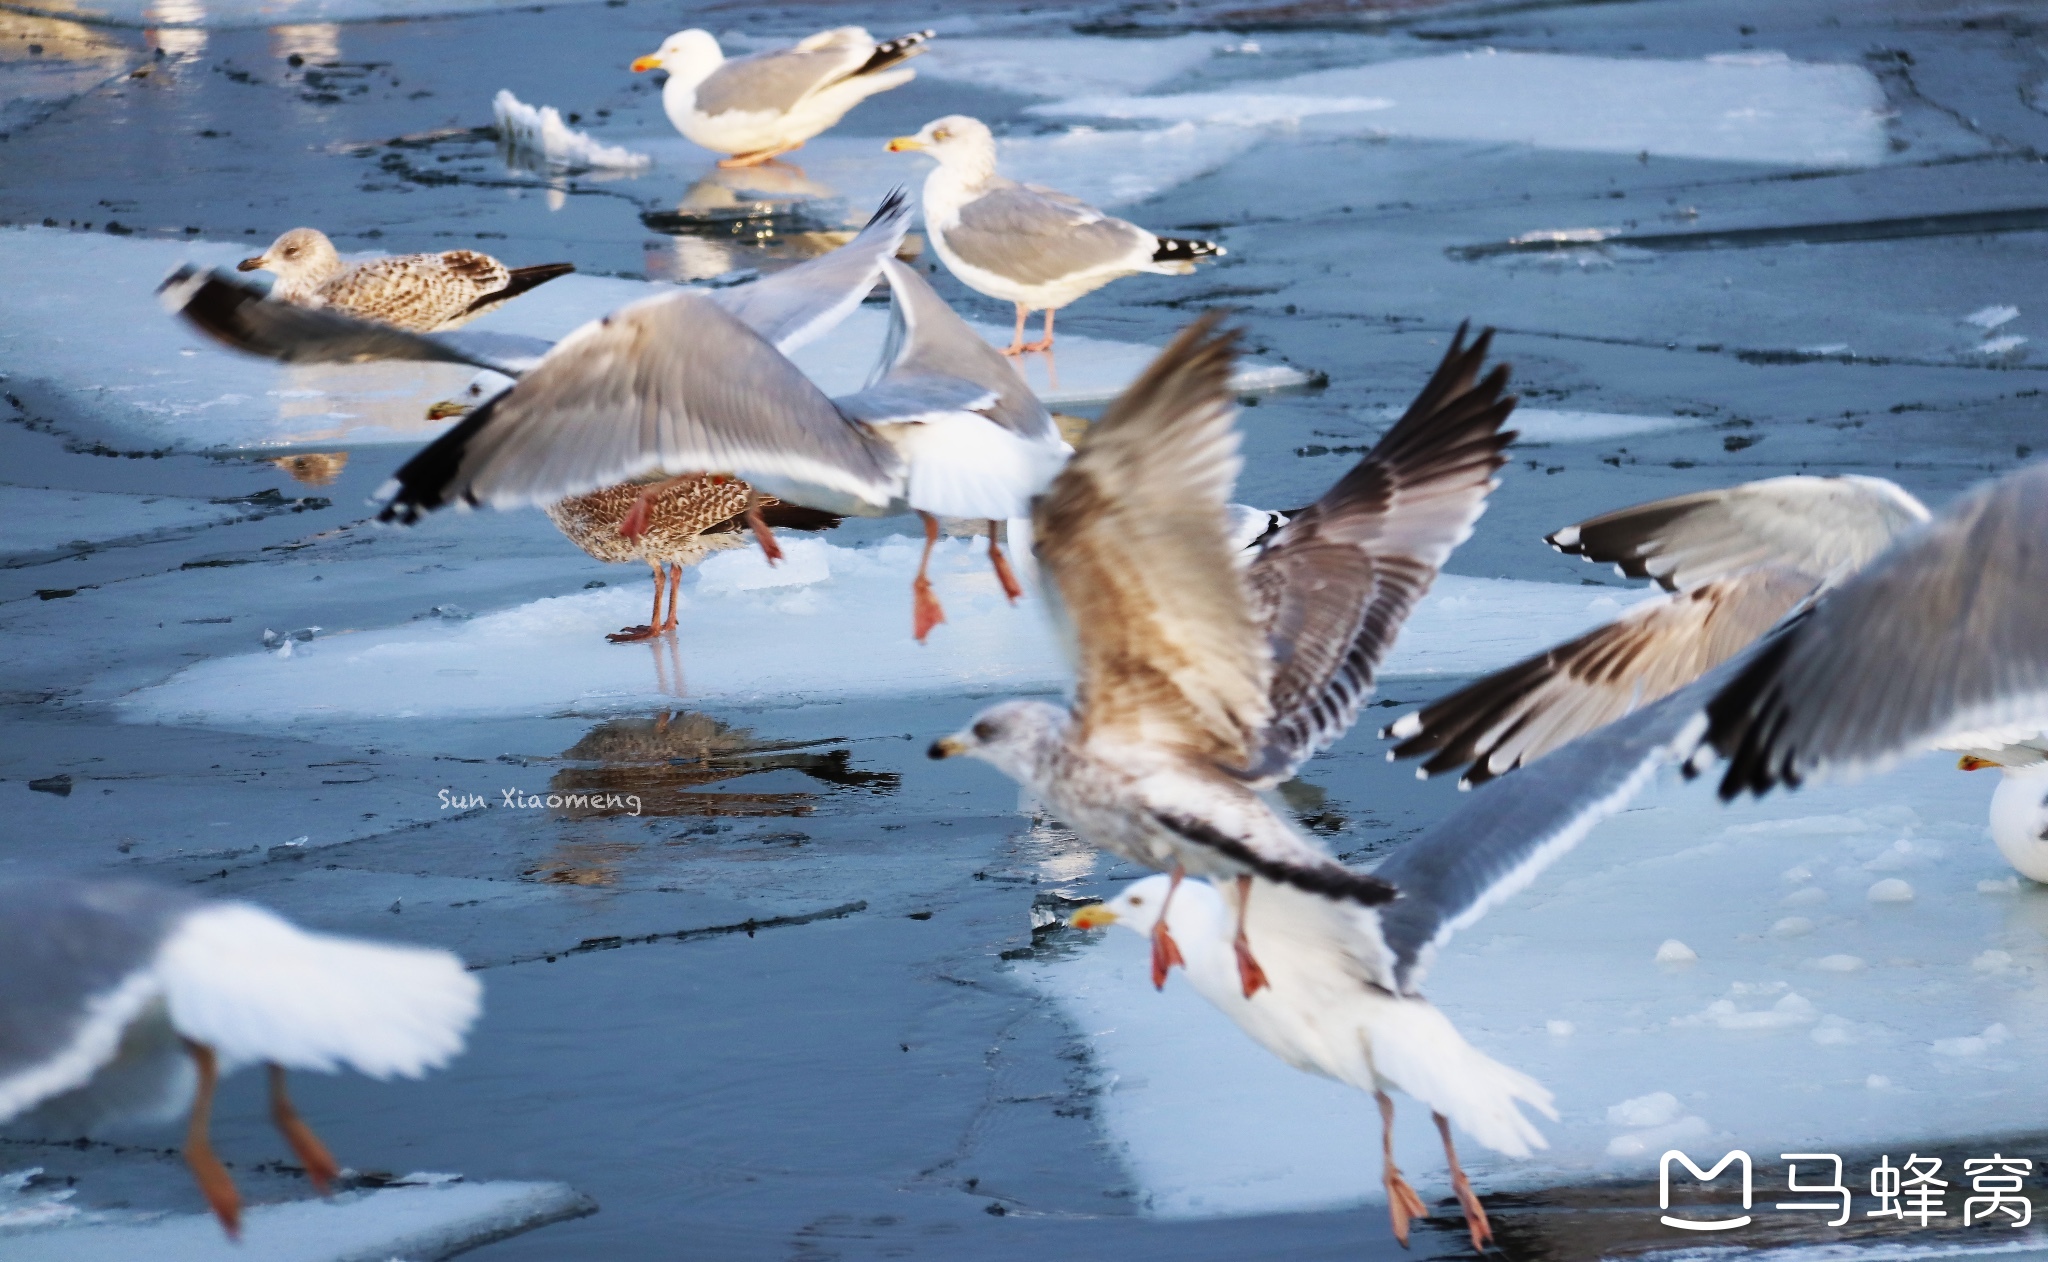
709,189,911,355
1703,463,2048,796
1239,324,1517,783
1034,314,1270,766
1551,474,1929,593
376,290,899,522
1386,565,1812,786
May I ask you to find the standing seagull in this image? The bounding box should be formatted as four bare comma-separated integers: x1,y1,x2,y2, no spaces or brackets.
239,228,573,332
930,317,1518,992
634,27,933,167
1,877,481,1237
1071,875,1554,1250
1385,475,1930,786
888,116,1224,354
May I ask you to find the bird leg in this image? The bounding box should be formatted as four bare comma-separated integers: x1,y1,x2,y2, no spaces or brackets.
1149,864,1188,990
718,141,803,169
1002,303,1032,356
745,502,785,565
661,561,682,632
987,520,1023,603
1379,1089,1428,1248
607,561,666,643
1232,874,1270,998
269,1064,341,1195
182,1039,241,1238
913,511,946,643
1435,1111,1493,1252
1018,308,1056,355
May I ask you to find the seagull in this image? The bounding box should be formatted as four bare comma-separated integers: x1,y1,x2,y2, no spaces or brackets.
238,228,574,332
0,877,480,1238
1955,739,2048,882
163,192,1065,642
930,317,1517,993
1384,475,1930,786
633,27,933,168
1698,461,2048,798
1071,875,1554,1250
544,478,840,643
887,115,1224,354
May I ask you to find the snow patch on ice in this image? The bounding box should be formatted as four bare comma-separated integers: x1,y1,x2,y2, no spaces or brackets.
1674,988,1817,1031
1964,305,2020,331
1868,878,1916,903
1032,50,1890,167
1931,1023,2010,1057
1655,939,1698,965
115,551,1656,728
916,35,1231,99
493,90,650,172
1807,955,1866,973
1974,335,2028,357
1389,406,1700,444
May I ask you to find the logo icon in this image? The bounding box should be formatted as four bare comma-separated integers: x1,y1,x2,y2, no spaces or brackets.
1660,1150,1753,1231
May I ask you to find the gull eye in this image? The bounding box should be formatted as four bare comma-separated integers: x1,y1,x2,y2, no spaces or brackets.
972,719,998,742
932,128,950,142
1130,896,1145,906
283,246,298,256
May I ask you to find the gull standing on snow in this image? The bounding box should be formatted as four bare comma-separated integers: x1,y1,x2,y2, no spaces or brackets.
239,228,574,332
0,877,480,1237
634,27,933,168
931,318,1518,994
1072,876,1553,1249
888,115,1224,354
1385,474,1930,786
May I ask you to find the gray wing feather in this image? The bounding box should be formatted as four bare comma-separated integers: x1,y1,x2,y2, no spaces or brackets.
1373,664,1735,993
709,189,912,355
159,267,538,376
376,291,901,520
1238,326,1517,784
1551,474,1930,593
860,256,1057,441
946,183,1152,287
835,377,998,425
693,40,868,117
1707,462,2048,795
0,879,196,1122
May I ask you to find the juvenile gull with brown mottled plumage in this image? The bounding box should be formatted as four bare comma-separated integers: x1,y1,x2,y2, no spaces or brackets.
238,228,573,332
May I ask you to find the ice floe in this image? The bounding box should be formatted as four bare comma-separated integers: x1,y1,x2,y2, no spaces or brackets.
2,1177,589,1261
1033,49,1890,168
114,540,1657,728
915,34,1231,100
0,226,1305,451
1030,751,2044,1212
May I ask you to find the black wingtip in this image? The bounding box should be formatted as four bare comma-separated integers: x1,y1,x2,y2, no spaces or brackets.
1152,237,1225,264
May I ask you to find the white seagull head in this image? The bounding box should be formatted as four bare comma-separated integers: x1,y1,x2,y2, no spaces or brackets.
1067,872,1212,937
237,227,343,289
632,29,723,83
887,114,997,178
927,698,1068,782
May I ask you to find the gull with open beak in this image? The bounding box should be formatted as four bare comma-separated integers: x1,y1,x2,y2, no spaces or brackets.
0,877,479,1237
931,317,1518,993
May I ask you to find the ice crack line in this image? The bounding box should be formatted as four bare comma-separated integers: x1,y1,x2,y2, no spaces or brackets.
473,899,870,970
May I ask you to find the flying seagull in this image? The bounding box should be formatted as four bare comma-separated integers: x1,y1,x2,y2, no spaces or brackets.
238,228,573,332
1,877,480,1237
1384,474,1930,786
1699,460,2048,798
1072,875,1553,1250
931,317,1517,993
634,27,933,167
888,115,1224,354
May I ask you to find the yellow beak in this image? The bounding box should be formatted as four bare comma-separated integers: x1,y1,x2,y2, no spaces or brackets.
927,735,967,760
886,136,924,152
1959,755,2000,771
1069,903,1117,930
630,54,662,72
425,400,472,422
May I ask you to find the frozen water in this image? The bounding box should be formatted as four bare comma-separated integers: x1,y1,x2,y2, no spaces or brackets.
1033,49,1890,167
0,487,249,559
2,1178,590,1261
0,227,1305,452
21,0,562,29
113,542,1658,728
915,35,1232,100
492,90,650,172
1393,407,1703,445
